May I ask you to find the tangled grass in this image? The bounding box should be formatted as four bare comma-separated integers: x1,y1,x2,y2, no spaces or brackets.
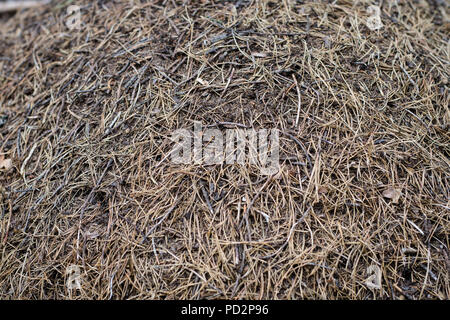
0,0,448,299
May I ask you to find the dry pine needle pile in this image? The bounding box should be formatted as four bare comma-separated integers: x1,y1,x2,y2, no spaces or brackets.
0,0,449,299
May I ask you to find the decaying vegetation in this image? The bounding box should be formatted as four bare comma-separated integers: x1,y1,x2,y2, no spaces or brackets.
0,0,449,299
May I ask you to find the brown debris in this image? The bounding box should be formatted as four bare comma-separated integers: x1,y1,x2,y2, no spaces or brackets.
0,0,448,299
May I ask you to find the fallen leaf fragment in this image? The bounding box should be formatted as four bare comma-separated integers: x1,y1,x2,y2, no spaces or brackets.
0,156,12,170
365,265,382,290
382,188,402,204
318,186,328,194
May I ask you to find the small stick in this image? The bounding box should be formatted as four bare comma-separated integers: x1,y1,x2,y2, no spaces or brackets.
206,122,248,129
